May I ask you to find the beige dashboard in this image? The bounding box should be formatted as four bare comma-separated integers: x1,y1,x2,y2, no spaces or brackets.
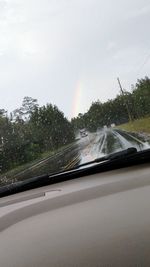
0,163,150,267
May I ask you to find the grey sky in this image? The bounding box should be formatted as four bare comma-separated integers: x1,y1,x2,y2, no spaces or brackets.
0,0,150,119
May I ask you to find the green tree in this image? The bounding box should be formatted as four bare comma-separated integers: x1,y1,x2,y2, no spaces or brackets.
132,76,150,117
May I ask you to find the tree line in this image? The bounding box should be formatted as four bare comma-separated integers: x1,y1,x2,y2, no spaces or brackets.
0,97,75,173
0,76,149,173
71,76,150,132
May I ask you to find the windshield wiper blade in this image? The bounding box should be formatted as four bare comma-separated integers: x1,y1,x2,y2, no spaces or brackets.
0,147,150,198
97,147,137,161
70,147,138,170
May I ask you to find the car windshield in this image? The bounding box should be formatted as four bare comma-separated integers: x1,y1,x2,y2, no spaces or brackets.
0,0,150,187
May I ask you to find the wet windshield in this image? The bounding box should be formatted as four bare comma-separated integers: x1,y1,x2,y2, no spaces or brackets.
0,0,150,186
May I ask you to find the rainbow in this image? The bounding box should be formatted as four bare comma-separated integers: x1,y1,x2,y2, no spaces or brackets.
71,81,83,118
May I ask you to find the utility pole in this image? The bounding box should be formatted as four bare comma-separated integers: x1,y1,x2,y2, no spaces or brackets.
117,77,132,122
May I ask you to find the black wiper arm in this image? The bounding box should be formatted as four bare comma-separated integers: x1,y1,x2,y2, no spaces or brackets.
98,147,137,161
0,147,149,199
71,147,137,170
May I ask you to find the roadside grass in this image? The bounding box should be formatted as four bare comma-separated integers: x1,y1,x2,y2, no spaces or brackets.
0,142,75,182
118,116,150,134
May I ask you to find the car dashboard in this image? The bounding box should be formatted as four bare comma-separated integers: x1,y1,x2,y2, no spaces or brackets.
0,163,150,267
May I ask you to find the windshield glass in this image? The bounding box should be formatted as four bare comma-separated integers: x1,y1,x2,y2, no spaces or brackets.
0,0,150,186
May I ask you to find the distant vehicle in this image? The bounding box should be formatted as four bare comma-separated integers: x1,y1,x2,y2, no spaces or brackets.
111,123,116,128
79,129,88,138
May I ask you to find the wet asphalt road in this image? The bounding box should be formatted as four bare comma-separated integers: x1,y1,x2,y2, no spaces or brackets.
76,128,150,166
1,128,150,183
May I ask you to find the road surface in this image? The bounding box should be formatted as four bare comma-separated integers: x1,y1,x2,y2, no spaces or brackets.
0,128,150,184
77,128,149,166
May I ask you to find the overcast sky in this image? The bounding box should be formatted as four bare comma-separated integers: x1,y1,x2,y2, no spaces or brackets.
0,0,150,119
